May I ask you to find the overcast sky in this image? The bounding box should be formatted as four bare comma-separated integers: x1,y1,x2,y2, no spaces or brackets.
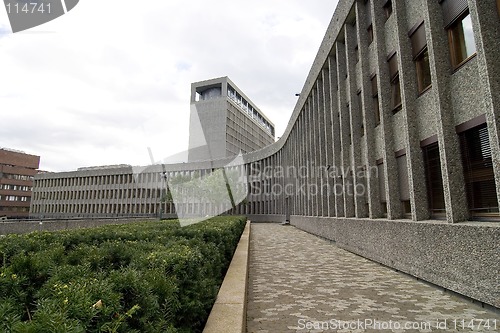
0,0,338,172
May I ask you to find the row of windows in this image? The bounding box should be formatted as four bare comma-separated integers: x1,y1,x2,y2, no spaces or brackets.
1,173,34,181
377,121,498,220
358,1,477,118
0,184,32,191
227,84,274,136
227,107,274,142
37,172,187,188
0,195,30,202
34,188,160,201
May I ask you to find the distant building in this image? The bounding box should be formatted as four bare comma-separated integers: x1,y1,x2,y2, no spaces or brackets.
188,76,275,161
0,148,40,219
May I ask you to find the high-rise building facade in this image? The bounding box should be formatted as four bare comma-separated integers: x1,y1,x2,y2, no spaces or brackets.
0,148,40,219
31,0,500,308
188,77,275,161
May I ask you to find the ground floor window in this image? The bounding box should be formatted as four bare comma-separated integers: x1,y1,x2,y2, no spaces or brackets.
422,141,445,217
459,123,499,219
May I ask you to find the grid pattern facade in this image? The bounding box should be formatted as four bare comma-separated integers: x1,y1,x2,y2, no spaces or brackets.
0,148,40,218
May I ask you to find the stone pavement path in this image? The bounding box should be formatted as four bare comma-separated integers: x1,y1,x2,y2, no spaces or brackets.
246,223,500,333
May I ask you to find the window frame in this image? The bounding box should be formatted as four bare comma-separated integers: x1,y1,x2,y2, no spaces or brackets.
370,73,380,126
387,52,402,113
448,12,477,69
422,138,446,219
415,48,432,94
409,21,432,94
458,119,499,220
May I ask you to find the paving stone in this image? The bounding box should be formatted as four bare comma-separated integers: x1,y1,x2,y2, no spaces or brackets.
246,223,500,333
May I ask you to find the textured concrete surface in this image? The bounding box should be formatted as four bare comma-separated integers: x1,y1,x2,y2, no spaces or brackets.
204,221,250,333
291,216,500,308
247,223,500,332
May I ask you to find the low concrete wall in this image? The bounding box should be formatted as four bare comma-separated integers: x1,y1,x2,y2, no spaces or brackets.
203,221,250,333
247,214,284,223
0,217,157,235
290,216,500,309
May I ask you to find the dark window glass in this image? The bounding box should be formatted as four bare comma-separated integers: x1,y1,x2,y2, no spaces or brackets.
367,24,374,44
391,74,402,111
459,123,499,219
357,92,364,136
377,162,386,211
387,52,401,112
409,21,432,93
397,154,411,216
448,12,476,68
423,141,446,217
416,48,432,93
383,0,392,19
370,75,380,125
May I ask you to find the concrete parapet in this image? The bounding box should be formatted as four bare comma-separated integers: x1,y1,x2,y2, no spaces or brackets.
203,221,251,333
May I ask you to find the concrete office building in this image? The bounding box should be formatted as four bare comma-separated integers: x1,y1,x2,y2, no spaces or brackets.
188,77,275,161
0,148,40,219
31,0,500,308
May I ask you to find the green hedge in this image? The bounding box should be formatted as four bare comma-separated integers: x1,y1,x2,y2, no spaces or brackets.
0,216,247,333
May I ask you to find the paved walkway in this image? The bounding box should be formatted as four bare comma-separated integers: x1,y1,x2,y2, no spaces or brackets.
246,223,500,333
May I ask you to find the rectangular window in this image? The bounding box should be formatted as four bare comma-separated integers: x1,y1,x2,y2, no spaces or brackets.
448,12,476,68
357,91,364,136
409,21,432,93
415,49,432,93
459,123,499,219
439,0,476,68
396,153,411,216
367,24,373,44
388,52,402,112
370,74,380,125
377,160,387,216
422,141,446,217
383,0,392,20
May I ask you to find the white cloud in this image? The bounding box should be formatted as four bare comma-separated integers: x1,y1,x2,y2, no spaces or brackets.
0,0,337,172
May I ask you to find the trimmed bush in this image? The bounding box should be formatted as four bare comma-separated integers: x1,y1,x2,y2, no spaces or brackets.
0,216,247,333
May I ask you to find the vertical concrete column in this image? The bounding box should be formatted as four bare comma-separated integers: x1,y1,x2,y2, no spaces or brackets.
294,119,300,216
391,0,429,221
329,54,344,217
302,111,308,216
372,0,401,220
468,0,500,211
322,67,334,217
317,81,327,217
423,0,468,222
345,16,367,218
337,38,355,218
289,129,297,216
312,86,321,217
305,99,314,216
297,113,306,216
277,151,284,215
358,0,382,219
307,92,318,216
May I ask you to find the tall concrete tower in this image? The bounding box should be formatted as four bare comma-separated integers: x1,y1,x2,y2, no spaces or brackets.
188,77,275,162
